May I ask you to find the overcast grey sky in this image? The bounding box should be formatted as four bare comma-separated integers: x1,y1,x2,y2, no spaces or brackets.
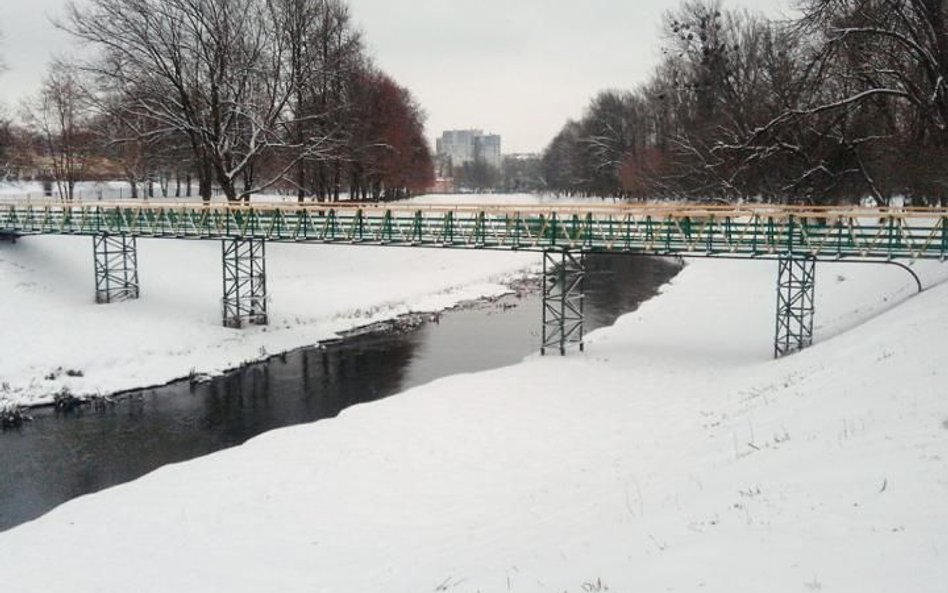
0,0,795,153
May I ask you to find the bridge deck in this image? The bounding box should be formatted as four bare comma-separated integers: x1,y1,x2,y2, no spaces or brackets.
2,201,948,260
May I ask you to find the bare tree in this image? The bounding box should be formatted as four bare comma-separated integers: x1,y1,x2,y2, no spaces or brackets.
22,63,94,200
347,70,433,200
544,0,933,203
0,28,11,181
720,0,948,203
0,118,13,181
577,90,643,197
542,121,583,196
95,99,162,199
274,0,363,201
791,0,948,201
63,0,354,202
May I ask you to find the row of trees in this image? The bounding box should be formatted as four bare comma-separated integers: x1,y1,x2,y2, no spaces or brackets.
544,0,948,204
1,0,433,202
437,155,544,194
0,32,11,181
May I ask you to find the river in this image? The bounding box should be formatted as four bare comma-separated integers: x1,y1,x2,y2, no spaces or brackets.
0,254,679,532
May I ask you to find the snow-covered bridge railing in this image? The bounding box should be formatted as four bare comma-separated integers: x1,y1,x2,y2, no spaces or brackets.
2,200,947,358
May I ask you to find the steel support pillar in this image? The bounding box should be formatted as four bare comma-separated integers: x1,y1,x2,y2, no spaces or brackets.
93,234,140,304
541,250,585,356
222,238,268,328
775,254,816,358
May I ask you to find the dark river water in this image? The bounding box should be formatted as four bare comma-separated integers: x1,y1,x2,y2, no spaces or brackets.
0,254,679,532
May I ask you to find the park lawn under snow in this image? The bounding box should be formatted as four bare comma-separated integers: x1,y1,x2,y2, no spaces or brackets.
0,255,946,592
0,235,536,406
0,183,607,206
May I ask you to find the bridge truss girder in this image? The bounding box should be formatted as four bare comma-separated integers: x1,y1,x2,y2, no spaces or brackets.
222,238,268,329
775,254,816,358
93,234,140,304
541,250,586,356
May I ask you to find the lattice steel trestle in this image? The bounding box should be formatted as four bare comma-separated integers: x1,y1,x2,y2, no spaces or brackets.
775,254,816,358
82,236,823,359
222,238,269,328
6,200,936,358
541,250,586,356
94,234,140,304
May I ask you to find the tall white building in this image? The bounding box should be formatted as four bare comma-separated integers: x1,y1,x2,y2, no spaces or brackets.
436,130,502,169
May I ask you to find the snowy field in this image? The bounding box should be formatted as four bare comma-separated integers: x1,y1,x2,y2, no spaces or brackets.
0,181,313,203
0,182,597,206
405,192,624,207
0,181,139,202
0,235,536,406
0,254,946,592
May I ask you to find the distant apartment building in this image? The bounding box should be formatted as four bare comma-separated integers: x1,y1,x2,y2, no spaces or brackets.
474,134,502,169
436,129,502,169
436,130,478,166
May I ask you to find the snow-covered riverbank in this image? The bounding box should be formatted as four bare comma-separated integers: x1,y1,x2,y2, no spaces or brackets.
0,235,536,406
1,255,946,592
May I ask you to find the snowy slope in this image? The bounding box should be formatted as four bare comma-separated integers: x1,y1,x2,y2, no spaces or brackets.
0,235,536,405
0,258,945,592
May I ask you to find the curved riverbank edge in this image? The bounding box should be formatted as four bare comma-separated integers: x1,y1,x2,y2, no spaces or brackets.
0,236,540,408
13,278,545,416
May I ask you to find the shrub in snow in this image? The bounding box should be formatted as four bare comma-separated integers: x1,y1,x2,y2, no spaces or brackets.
54,389,82,413
44,367,84,380
0,400,25,430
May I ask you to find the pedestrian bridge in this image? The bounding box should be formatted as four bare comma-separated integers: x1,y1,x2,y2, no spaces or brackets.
2,200,946,357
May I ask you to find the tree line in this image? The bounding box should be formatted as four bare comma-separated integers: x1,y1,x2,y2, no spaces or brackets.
544,0,948,205
0,0,434,202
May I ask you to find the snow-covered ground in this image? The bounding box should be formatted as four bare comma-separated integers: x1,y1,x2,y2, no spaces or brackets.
0,235,536,406
0,252,946,592
405,192,624,207
0,180,306,202
0,180,137,201
0,182,601,206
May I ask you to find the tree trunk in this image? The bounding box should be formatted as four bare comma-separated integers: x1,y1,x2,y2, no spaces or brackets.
200,159,213,202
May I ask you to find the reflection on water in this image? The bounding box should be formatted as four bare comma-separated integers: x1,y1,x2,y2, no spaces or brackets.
0,254,679,532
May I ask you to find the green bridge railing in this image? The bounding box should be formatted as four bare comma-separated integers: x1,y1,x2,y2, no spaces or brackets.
2,201,948,261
